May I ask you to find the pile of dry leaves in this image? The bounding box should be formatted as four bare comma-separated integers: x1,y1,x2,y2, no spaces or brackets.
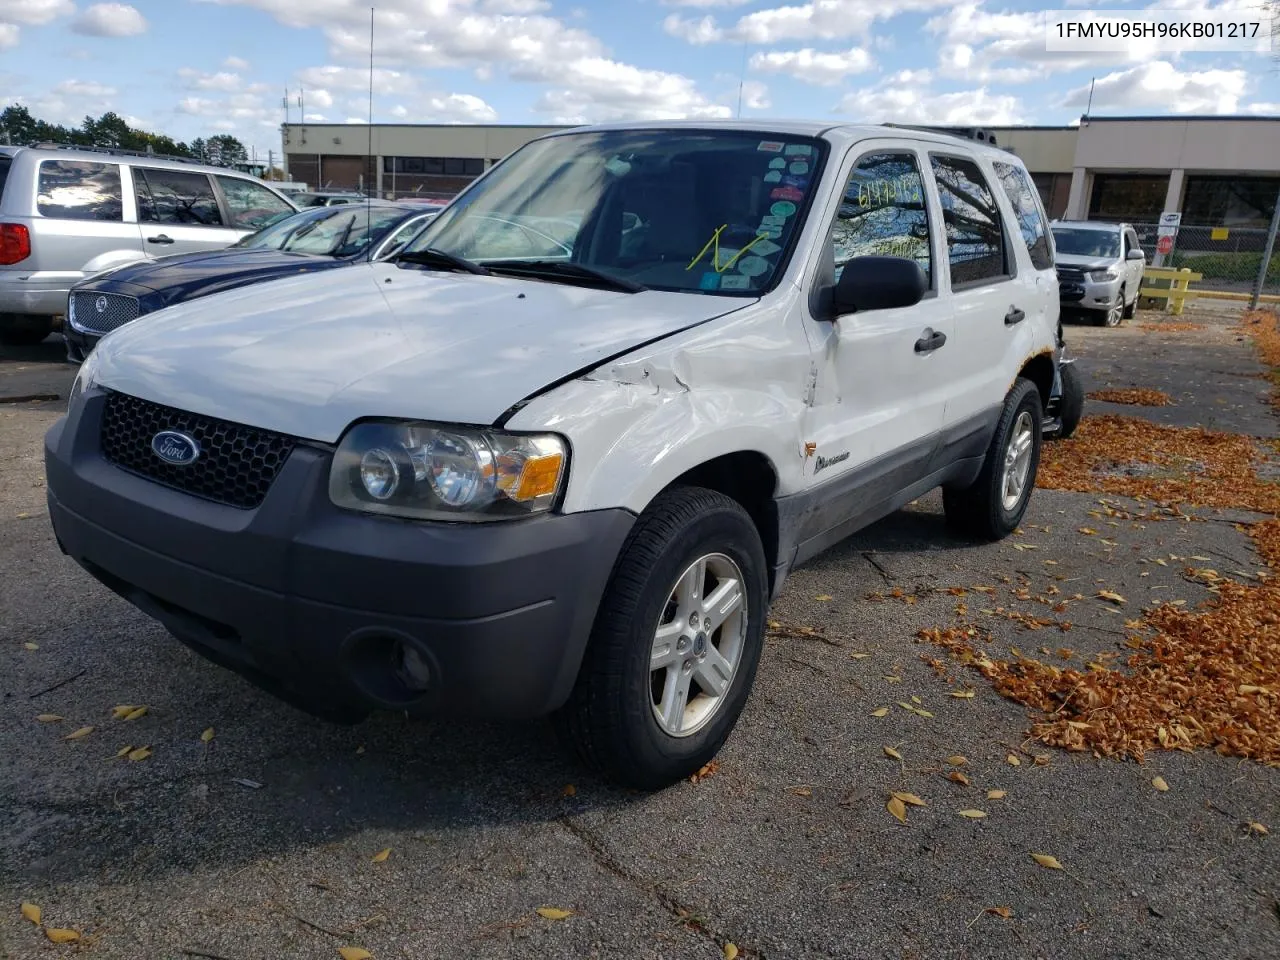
1138,322,1204,333
921,323,1280,764
1035,413,1280,516
1241,308,1280,406
1086,388,1172,407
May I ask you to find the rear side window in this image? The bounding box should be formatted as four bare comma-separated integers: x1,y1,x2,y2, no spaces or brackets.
993,161,1053,270
830,151,932,287
216,176,294,229
929,154,1008,286
37,160,124,221
136,168,223,226
0,157,10,205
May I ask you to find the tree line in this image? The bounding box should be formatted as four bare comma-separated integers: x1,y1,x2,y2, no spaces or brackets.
0,104,250,168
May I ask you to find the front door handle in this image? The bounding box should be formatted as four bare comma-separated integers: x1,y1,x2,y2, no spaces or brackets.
1004,305,1026,325
147,234,175,245
914,329,947,353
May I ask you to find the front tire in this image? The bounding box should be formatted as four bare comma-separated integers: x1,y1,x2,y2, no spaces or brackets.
0,315,54,346
1100,289,1124,327
554,486,768,790
943,378,1043,541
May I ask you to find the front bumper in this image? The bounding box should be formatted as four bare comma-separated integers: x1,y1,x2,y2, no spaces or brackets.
62,325,99,364
1058,274,1121,312
44,389,634,722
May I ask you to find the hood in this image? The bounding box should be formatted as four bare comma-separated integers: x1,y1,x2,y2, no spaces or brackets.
1054,253,1118,271
82,249,345,307
90,262,751,443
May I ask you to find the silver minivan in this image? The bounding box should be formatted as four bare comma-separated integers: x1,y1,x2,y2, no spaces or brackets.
0,144,297,345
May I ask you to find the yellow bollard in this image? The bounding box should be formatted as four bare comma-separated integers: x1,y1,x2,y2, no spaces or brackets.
1169,267,1191,316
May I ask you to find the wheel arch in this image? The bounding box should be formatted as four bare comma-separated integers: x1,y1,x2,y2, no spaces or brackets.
1017,351,1055,409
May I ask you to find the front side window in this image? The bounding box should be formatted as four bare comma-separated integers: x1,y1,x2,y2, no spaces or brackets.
930,154,1007,286
1051,226,1121,259
136,169,223,226
829,151,932,287
238,206,408,257
405,129,829,295
36,160,123,221
217,176,294,229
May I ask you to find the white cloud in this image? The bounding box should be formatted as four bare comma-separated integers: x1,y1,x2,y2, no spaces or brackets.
306,88,335,108
1060,61,1249,114
179,69,244,92
660,0,752,6
740,79,770,110
750,45,873,84
835,71,1023,125
0,22,16,46
420,92,499,122
223,55,250,70
479,0,549,10
662,13,722,44
728,0,957,44
201,0,729,125
53,78,116,97
303,112,328,122
1244,102,1280,115
71,2,148,37
389,104,409,118
296,64,418,95
0,0,74,25
533,57,733,123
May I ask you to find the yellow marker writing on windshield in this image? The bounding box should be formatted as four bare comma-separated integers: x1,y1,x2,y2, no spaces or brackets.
687,224,768,273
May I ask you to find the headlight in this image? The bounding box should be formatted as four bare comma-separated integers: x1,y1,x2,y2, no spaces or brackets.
67,293,76,326
329,420,568,521
1088,268,1118,283
67,348,100,407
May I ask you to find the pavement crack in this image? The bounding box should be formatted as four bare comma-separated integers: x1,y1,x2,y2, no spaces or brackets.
861,551,893,584
556,814,761,958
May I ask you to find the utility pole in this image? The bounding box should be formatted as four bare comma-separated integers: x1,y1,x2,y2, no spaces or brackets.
1250,184,1280,310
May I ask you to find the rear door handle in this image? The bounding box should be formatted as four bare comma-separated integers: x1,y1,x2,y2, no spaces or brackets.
147,234,175,245
914,329,947,353
1004,306,1026,325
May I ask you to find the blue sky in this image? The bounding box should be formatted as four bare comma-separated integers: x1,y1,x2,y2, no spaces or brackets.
1,0,1276,159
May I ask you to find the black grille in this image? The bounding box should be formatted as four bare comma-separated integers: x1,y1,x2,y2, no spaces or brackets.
99,391,296,509
71,291,140,334
1056,266,1085,283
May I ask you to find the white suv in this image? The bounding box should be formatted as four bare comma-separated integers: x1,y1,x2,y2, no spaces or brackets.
44,121,1063,790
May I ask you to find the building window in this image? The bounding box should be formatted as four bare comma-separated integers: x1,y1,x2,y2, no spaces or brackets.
1030,172,1071,220
1182,176,1280,228
1088,174,1168,224
383,156,485,177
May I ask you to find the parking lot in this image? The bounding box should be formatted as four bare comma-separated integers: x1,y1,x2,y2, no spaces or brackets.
2,307,1278,960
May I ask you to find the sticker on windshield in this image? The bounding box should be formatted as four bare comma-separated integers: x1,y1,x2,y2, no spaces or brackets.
699,271,721,290
771,186,803,203
736,256,770,278
764,170,782,183
789,161,809,175
752,239,781,256
769,157,787,169
770,201,797,218
785,144,813,157
757,140,785,152
759,214,784,227
719,274,751,290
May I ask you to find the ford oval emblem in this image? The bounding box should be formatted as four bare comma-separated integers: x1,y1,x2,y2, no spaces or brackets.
95,296,108,314
151,430,201,466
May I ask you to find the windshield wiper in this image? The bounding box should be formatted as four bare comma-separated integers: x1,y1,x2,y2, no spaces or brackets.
483,259,646,293
395,248,491,275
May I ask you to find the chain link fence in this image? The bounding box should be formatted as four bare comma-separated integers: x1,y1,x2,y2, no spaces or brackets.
1131,222,1280,301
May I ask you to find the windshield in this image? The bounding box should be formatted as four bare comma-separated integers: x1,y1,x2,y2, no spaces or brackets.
1051,226,1121,259
233,206,410,257
403,129,828,295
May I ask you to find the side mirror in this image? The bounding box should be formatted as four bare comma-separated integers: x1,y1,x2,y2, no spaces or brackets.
1126,248,1145,261
833,255,928,315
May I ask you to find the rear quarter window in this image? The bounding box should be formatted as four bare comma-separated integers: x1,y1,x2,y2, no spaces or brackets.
0,157,11,206
37,159,124,221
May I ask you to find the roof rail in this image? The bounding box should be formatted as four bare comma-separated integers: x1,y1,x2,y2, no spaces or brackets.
24,141,202,165
880,123,1011,150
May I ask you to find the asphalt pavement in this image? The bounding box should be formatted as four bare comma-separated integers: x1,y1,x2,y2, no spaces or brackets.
2,310,1277,960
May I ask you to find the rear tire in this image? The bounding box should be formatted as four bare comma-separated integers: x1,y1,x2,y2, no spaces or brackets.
554,486,768,791
1055,362,1084,440
943,378,1043,541
0,315,53,346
